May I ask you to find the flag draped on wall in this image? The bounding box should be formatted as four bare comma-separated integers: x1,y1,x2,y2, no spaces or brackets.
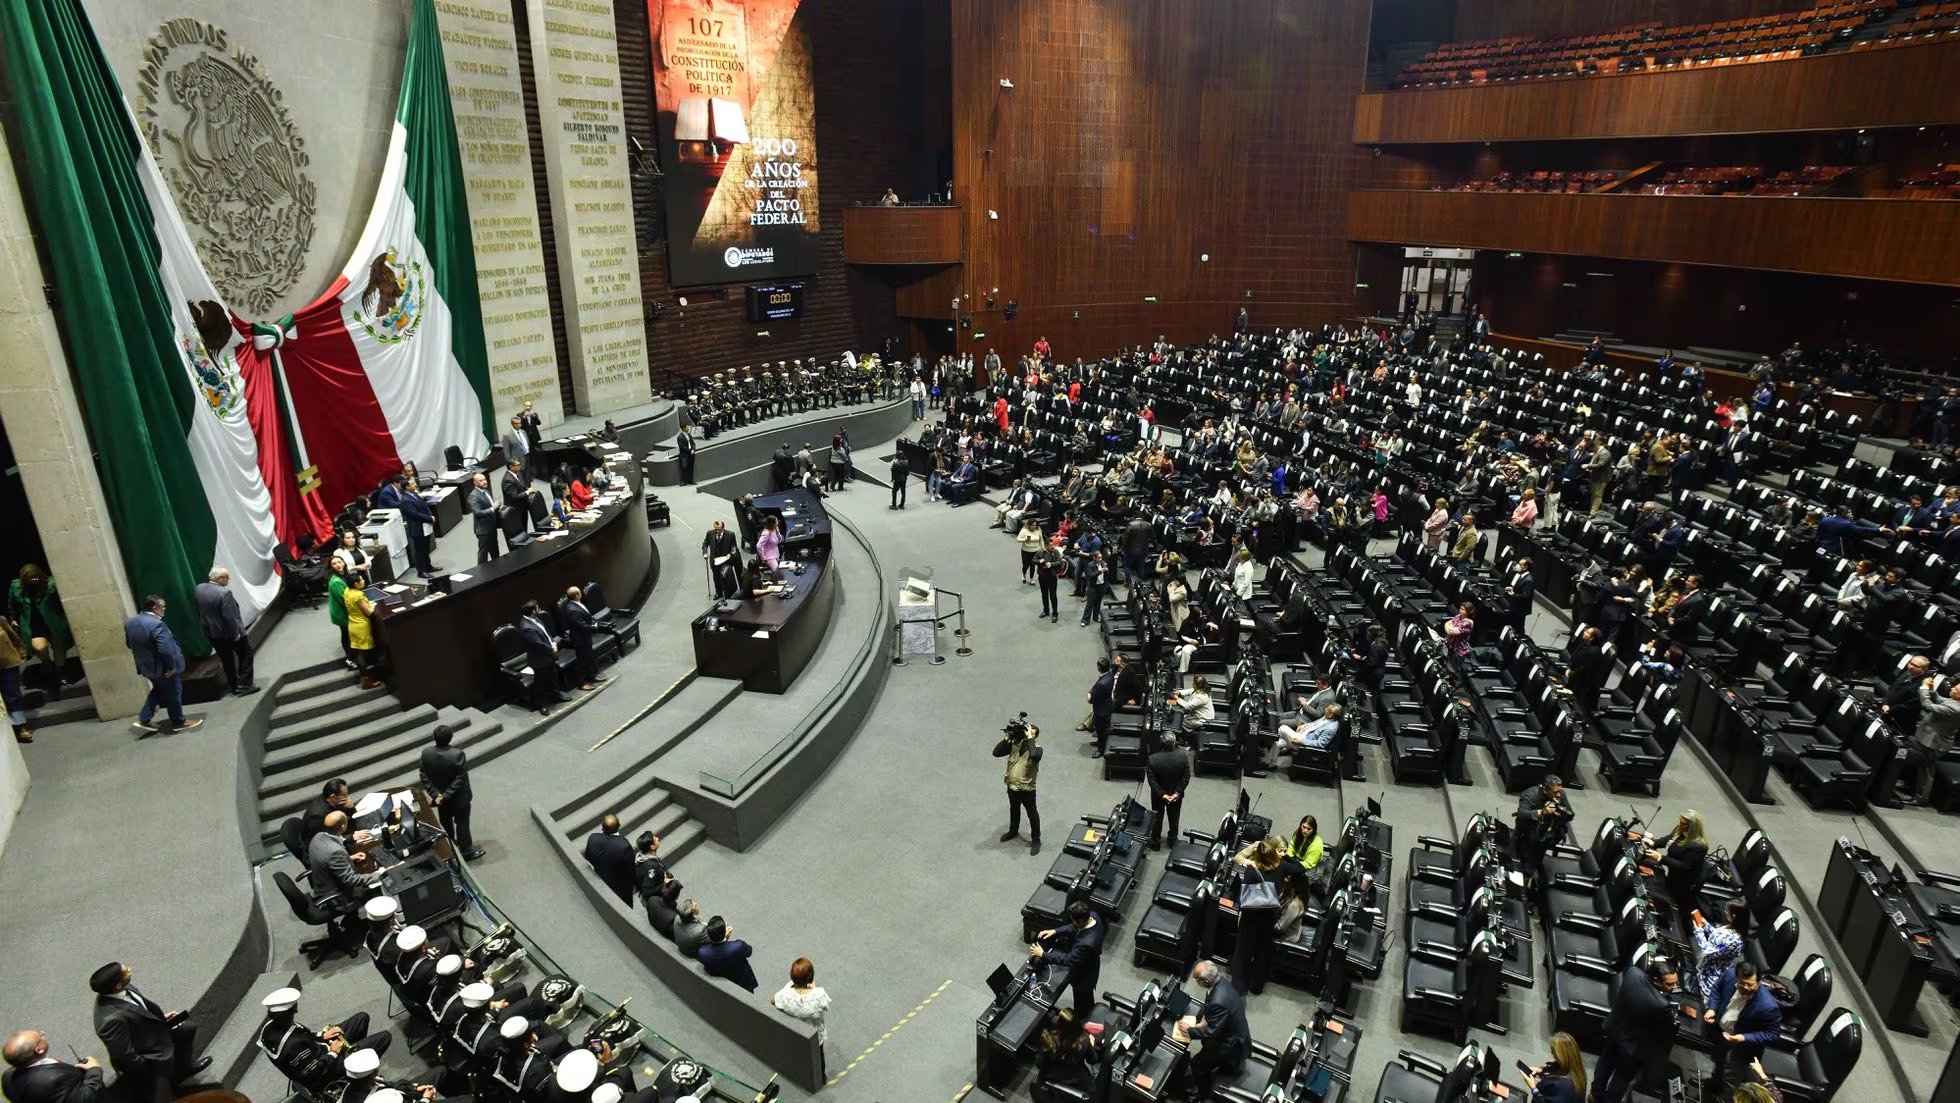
0,0,306,649
273,0,496,514
0,0,493,650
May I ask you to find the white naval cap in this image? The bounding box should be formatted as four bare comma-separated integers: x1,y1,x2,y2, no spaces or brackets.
343,1048,381,1077
499,1016,529,1040
435,954,462,977
260,987,301,1013
459,982,493,1008
363,896,399,922
554,1048,598,1093
591,1086,622,1103
395,925,427,953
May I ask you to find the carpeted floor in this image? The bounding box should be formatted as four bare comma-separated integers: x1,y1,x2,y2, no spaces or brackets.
8,417,1954,1103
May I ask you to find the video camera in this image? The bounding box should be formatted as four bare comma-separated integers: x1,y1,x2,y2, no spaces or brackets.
1002,711,1035,742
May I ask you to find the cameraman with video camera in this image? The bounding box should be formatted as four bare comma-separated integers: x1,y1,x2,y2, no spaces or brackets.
994,714,1043,855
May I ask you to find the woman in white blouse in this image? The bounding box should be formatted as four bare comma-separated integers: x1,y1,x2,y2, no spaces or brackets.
771,957,833,1069
330,528,371,575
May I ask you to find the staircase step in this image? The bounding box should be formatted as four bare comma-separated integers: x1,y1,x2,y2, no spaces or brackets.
279,664,364,704
266,695,416,754
260,703,442,780
269,682,398,731
563,774,668,840
258,714,501,824
660,820,707,867
614,789,677,839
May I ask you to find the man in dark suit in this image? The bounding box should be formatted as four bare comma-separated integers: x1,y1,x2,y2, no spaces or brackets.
418,723,482,860
583,814,636,905
889,453,910,509
468,472,502,563
89,963,207,1103
1145,735,1191,850
1180,961,1249,1100
378,473,439,576
1565,626,1613,712
1513,774,1575,881
558,586,606,692
677,425,697,485
1705,962,1782,1096
1086,659,1115,759
519,400,544,454
1665,574,1710,644
302,778,354,841
770,444,794,492
193,568,256,696
1882,655,1930,739
308,811,381,909
1031,901,1104,1014
518,601,567,714
1505,555,1535,632
1,1031,104,1103
1854,568,1908,676
701,521,742,599
1594,959,1683,1103
499,459,528,509
123,595,201,735
695,918,759,992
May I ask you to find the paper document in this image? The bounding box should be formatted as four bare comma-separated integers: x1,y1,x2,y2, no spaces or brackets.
449,572,473,583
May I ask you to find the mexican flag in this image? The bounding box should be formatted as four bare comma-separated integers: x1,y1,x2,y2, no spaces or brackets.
0,0,303,647
273,0,495,511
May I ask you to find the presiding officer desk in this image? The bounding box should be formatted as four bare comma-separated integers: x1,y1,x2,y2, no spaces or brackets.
371,452,657,710
692,490,838,693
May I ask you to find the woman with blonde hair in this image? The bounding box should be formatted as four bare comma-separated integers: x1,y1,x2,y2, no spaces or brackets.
1644,809,1711,919
1523,1030,1585,1102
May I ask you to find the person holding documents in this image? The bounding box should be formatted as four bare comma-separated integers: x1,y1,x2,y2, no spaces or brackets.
701,520,743,599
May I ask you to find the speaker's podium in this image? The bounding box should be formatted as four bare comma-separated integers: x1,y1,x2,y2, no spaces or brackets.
898,567,938,661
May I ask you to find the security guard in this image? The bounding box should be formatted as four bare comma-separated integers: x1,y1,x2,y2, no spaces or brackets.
256,987,393,1097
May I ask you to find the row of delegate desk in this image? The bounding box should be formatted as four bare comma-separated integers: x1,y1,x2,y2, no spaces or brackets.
980,797,1397,1101
1818,839,1960,1033
369,445,658,710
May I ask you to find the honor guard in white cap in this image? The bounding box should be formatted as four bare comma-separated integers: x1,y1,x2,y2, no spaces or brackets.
256,986,393,1095
489,1016,553,1103
435,982,499,1087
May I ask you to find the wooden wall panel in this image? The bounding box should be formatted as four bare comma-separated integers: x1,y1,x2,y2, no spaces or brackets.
842,206,964,265
1452,0,1817,41
1355,39,1960,143
950,0,1372,362
893,265,965,318
612,0,928,390
1348,190,1960,285
1470,252,1960,357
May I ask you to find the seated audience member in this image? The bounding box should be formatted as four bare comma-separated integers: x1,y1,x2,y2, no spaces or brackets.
696,917,759,992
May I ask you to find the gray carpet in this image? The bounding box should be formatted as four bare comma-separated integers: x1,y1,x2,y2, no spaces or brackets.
6,422,1955,1103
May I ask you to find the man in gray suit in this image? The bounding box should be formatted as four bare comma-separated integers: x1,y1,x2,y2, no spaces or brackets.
308,811,381,912
500,415,531,483
193,567,256,696
673,900,708,956
468,472,502,563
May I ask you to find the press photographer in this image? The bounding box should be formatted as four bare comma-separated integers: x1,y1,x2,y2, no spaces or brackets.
994,713,1043,856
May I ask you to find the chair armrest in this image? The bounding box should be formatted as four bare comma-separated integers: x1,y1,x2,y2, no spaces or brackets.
1415,835,1457,852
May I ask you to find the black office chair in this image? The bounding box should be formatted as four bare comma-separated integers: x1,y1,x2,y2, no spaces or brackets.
1757,1008,1861,1103
275,543,328,606
444,445,466,471
583,581,642,654
1770,953,1833,1043
273,870,353,969
491,625,535,705
1744,906,1800,975
281,818,314,885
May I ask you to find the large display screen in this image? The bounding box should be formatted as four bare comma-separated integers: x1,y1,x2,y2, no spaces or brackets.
649,0,821,286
